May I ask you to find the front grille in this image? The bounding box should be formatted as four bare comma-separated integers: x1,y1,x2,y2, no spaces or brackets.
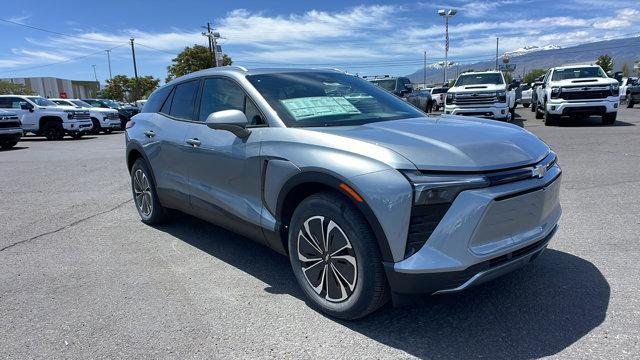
0,121,20,129
452,91,497,105
106,113,119,119
72,111,91,120
560,86,611,100
405,203,451,258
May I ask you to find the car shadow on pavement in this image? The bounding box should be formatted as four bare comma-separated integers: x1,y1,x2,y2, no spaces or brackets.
0,146,28,151
19,136,99,142
556,117,635,127
156,212,610,360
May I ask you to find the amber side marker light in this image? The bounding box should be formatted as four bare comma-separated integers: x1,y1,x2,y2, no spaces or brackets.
339,183,364,203
125,120,135,129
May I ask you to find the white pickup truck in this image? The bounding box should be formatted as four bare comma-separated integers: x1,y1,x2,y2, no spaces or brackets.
0,95,93,140
444,71,516,121
50,98,121,134
533,65,620,126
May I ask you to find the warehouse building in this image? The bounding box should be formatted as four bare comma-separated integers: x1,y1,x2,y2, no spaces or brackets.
0,77,99,98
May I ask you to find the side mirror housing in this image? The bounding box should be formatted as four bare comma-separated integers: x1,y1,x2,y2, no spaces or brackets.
20,102,33,111
205,109,251,138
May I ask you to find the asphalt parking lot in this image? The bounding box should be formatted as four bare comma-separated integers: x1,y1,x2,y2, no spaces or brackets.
1,107,639,359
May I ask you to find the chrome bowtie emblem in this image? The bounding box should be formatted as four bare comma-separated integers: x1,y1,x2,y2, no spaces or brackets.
532,165,547,179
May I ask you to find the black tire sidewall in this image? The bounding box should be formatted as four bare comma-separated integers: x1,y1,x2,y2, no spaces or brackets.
288,192,386,319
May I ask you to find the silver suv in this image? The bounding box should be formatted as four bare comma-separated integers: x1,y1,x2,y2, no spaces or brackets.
125,67,562,319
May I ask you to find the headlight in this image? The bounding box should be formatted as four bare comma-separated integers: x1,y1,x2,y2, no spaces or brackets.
496,90,506,102
550,87,561,98
610,83,619,95
402,171,489,205
446,93,455,102
64,110,74,119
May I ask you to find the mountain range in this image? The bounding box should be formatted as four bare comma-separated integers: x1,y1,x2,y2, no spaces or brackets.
407,36,640,85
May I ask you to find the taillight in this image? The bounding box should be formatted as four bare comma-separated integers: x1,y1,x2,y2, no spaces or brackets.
125,120,135,129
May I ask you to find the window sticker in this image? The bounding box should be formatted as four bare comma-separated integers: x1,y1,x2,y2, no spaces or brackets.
280,97,361,120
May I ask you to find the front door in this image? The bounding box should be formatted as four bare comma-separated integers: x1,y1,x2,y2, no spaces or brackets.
185,77,266,241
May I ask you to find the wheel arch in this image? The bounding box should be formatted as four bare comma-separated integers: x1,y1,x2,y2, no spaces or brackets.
126,141,159,188
275,171,394,262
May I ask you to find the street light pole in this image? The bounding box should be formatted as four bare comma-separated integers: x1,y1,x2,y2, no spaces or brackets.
91,64,98,82
105,49,113,81
438,8,457,85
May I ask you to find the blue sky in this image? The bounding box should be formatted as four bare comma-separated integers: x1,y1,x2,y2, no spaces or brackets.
1,0,639,84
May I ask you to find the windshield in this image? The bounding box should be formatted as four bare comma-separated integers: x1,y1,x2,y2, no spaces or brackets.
455,73,504,86
247,72,424,127
28,97,57,106
84,99,109,108
369,79,396,91
71,100,92,107
551,67,607,81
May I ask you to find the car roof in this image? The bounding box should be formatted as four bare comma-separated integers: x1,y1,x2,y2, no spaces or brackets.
553,65,599,70
165,66,343,86
458,71,501,75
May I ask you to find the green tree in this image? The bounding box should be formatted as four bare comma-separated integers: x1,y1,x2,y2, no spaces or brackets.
165,44,232,82
0,80,35,95
635,60,640,76
621,63,631,78
101,75,159,102
596,54,614,73
522,69,547,84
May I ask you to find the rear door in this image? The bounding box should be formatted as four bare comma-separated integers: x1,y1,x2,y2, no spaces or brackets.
140,81,198,209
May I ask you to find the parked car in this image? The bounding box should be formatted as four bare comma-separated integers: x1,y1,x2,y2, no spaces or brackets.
135,100,148,110
530,76,544,113
81,98,140,129
429,87,449,111
50,98,121,134
0,95,92,140
619,77,637,101
445,71,516,121
366,76,413,98
626,79,640,108
406,89,432,112
0,109,22,149
126,67,562,319
533,65,619,125
517,84,533,108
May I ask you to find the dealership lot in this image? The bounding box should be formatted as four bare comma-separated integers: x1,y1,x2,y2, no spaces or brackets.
1,108,639,359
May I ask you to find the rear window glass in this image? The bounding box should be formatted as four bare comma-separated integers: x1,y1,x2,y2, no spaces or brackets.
168,80,199,120
143,86,172,113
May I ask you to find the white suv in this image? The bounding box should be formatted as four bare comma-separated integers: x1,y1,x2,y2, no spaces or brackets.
533,65,619,126
445,71,516,121
50,98,121,134
0,95,93,140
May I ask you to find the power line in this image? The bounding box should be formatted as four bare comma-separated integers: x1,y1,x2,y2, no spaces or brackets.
0,18,125,43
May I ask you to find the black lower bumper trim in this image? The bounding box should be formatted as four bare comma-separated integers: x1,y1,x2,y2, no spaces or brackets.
385,226,557,294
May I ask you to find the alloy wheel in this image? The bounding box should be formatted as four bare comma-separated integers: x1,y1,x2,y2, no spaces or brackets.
297,216,357,302
133,169,152,217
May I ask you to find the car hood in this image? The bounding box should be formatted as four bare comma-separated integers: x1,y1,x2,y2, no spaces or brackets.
553,77,617,87
89,107,118,113
310,116,549,172
449,83,505,93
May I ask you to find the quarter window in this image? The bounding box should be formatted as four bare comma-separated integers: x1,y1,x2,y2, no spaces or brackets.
198,78,264,125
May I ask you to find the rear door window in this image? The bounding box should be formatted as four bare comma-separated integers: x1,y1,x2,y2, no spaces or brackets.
168,80,199,120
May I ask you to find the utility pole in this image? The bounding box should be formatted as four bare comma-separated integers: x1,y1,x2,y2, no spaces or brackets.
423,51,426,88
130,38,139,101
438,9,457,85
202,24,222,67
495,37,499,71
105,49,113,81
91,64,98,82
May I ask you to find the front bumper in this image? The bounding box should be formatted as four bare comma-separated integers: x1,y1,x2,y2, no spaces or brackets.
63,120,93,132
102,118,122,129
546,98,619,115
0,128,23,141
444,104,509,119
385,164,562,295
518,97,532,105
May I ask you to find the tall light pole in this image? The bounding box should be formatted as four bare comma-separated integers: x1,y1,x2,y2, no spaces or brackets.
91,64,98,82
105,49,113,81
438,8,457,85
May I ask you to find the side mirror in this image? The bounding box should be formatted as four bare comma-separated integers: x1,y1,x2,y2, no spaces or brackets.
205,109,251,138
20,102,33,112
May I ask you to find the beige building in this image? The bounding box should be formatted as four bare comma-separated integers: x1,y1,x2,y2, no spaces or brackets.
0,77,99,98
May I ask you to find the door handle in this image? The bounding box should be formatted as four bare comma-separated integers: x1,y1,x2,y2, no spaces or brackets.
185,138,201,147
144,130,155,138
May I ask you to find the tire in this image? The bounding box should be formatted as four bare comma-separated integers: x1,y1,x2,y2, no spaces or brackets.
42,121,64,140
602,112,616,125
1,141,18,150
425,101,432,113
544,110,559,126
70,132,83,139
531,101,537,113
130,158,169,225
628,99,635,108
103,128,113,134
535,103,544,119
509,106,516,122
90,118,101,135
523,103,530,108
288,191,389,320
